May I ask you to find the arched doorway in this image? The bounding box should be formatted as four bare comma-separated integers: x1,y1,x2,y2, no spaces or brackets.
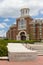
20,32,26,40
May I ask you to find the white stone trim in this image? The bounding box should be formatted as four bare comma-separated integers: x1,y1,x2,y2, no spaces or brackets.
16,31,29,40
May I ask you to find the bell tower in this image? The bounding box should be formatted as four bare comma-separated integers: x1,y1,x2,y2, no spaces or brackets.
20,8,30,17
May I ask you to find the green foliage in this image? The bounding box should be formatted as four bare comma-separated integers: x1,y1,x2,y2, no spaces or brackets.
23,40,35,44
0,39,8,56
0,46,8,56
5,40,35,44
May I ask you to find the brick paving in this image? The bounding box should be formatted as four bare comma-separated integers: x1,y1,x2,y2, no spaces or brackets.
0,56,43,65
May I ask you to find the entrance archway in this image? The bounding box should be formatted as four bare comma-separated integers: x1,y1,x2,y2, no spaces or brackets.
17,31,29,40
20,32,26,40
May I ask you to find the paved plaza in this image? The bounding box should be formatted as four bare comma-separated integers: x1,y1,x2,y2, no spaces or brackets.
0,56,43,65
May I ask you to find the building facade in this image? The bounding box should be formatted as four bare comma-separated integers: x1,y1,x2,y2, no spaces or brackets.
6,8,43,41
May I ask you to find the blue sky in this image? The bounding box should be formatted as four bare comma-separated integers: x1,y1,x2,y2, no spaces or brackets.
0,0,43,37
0,17,16,37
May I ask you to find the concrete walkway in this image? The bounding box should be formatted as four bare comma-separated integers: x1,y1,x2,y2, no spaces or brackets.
0,56,43,65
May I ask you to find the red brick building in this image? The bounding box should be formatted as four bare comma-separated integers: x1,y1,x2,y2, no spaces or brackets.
6,8,43,41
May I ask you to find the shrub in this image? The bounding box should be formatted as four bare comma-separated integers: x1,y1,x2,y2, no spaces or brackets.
0,46,8,56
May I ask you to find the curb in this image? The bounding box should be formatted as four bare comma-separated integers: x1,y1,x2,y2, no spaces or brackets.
0,57,8,60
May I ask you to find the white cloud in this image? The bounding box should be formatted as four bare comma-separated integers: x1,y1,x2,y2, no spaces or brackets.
0,30,6,37
4,18,9,22
0,0,42,17
0,22,9,28
0,23,5,28
40,10,43,14
0,22,11,37
2,23,8,27
13,21,16,24
0,0,4,2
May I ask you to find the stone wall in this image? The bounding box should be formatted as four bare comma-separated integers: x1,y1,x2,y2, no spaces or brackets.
8,52,37,61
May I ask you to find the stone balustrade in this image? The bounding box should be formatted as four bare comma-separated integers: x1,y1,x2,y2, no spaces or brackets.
23,43,43,55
